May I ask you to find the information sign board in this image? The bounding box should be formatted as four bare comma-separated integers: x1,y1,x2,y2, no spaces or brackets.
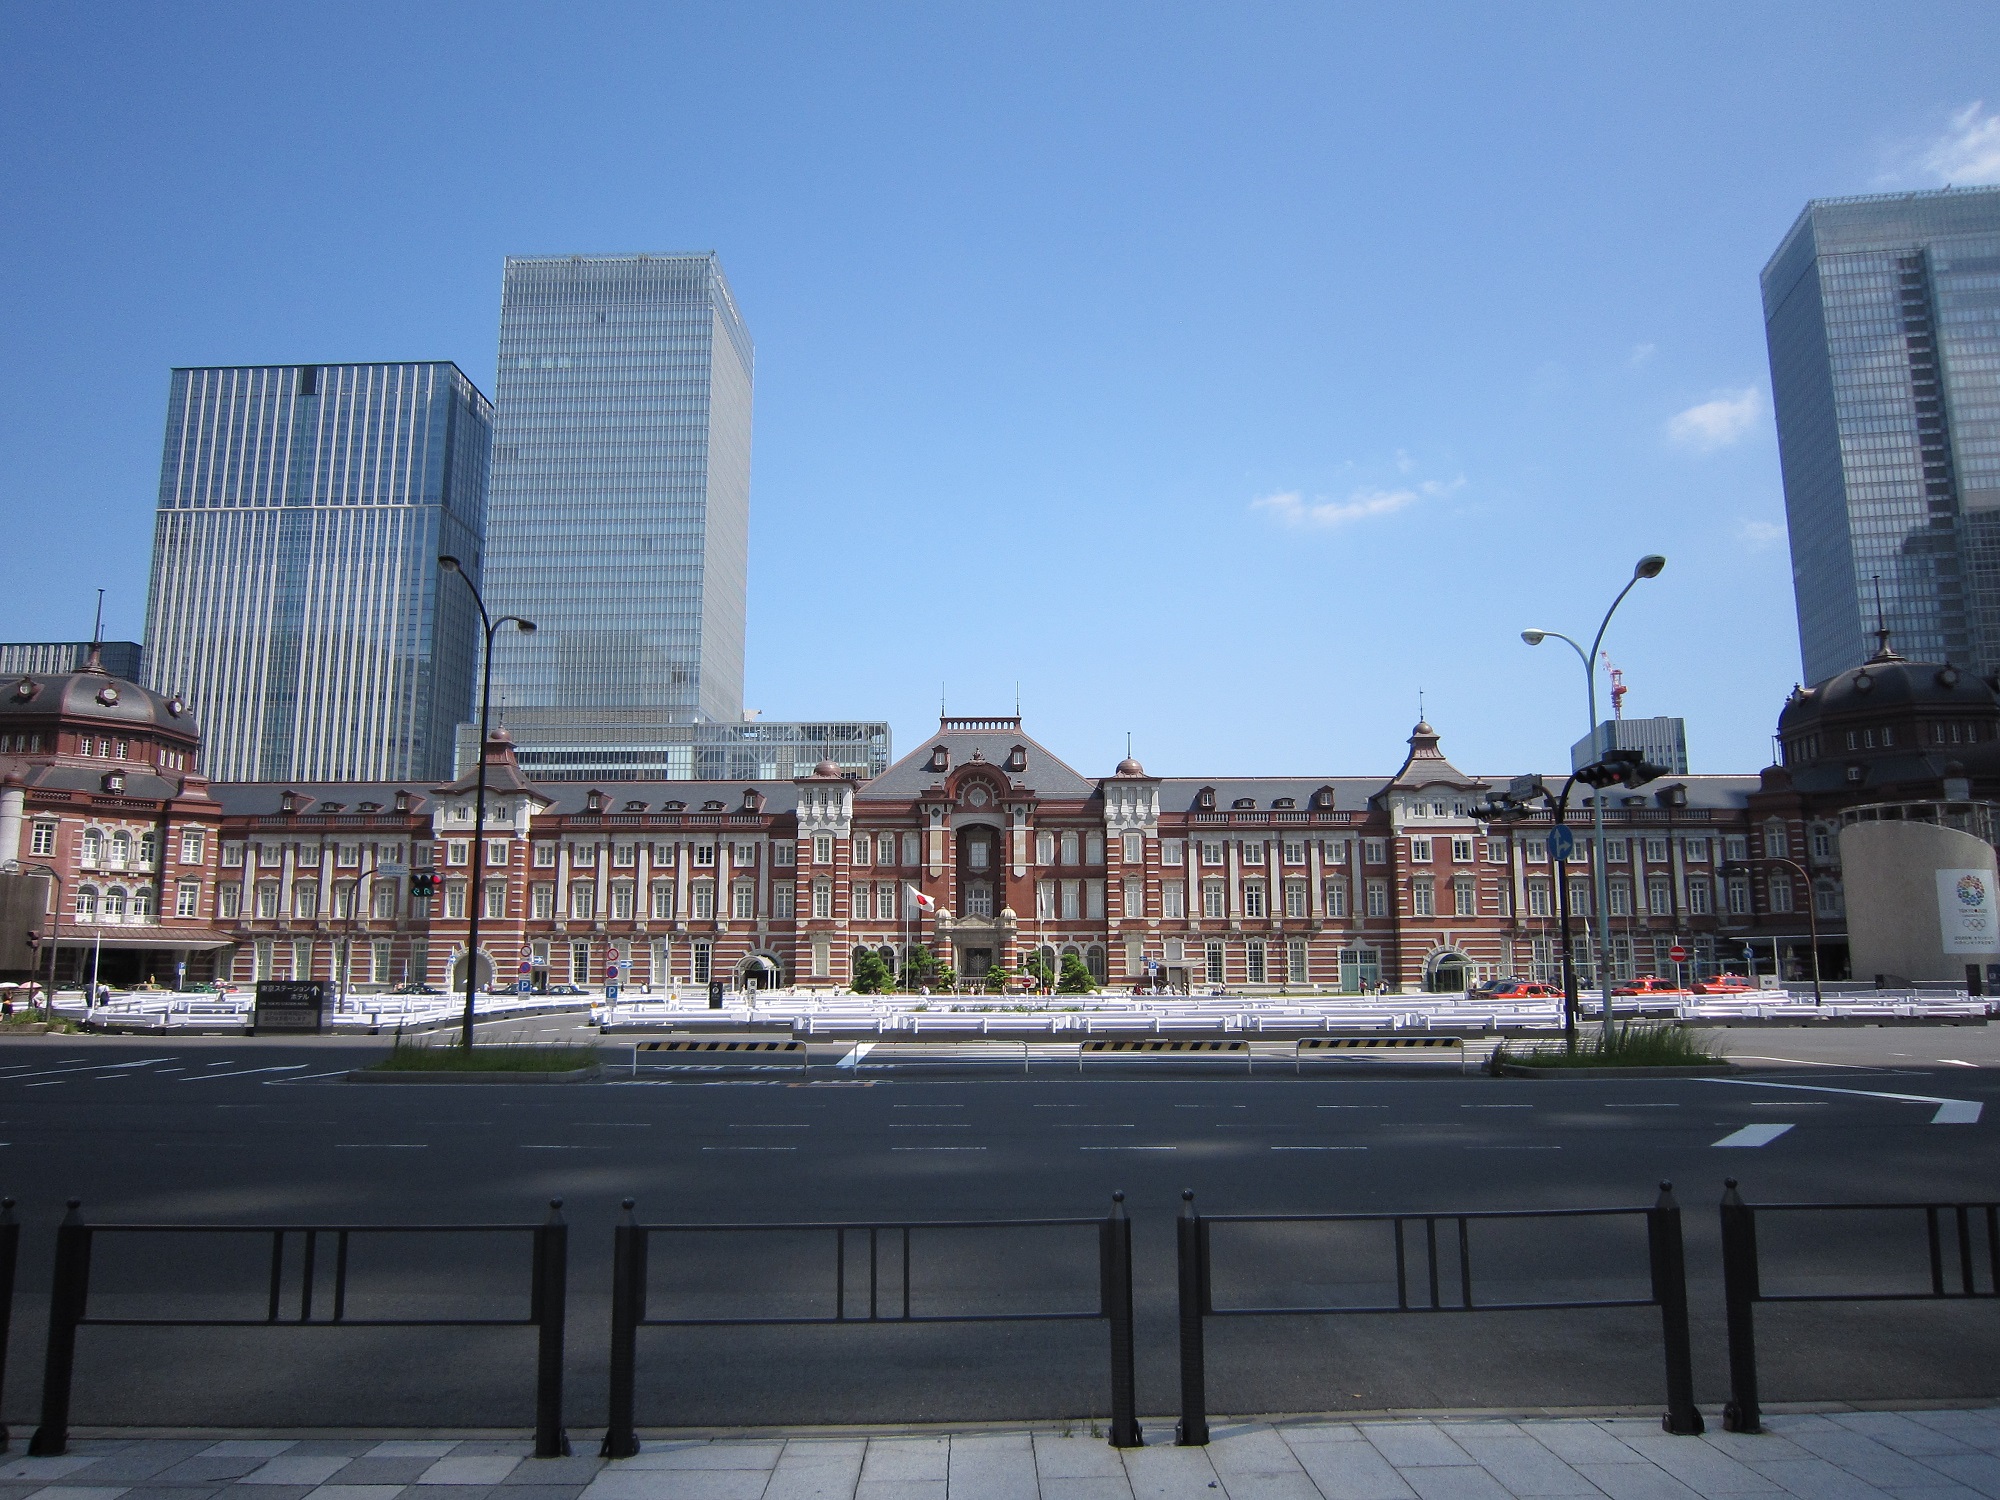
253,980,327,1034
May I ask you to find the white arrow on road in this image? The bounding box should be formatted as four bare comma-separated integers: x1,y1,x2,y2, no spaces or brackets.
1699,1077,1982,1124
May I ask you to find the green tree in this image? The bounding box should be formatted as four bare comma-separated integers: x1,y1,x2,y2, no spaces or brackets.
933,964,958,992
1057,954,1098,994
983,963,1010,994
851,946,891,995
1026,957,1054,992
901,942,936,990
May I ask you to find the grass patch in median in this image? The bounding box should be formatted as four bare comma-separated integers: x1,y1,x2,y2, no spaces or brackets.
1495,1021,1722,1070
369,1037,598,1072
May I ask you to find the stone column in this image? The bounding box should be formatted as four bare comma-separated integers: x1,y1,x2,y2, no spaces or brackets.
0,776,24,867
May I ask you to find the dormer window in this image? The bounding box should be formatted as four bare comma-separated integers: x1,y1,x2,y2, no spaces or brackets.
1272,797,1295,810
102,771,125,795
742,788,764,813
585,790,605,812
358,801,382,813
279,790,301,814
1232,797,1256,810
664,800,686,812
928,745,950,772
316,801,344,814
623,800,648,813
394,789,411,813
1197,787,1216,810
1007,745,1027,772
702,800,726,812
1313,787,1335,809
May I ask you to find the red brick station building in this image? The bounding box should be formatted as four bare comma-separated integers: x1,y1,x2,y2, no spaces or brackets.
3,640,1996,994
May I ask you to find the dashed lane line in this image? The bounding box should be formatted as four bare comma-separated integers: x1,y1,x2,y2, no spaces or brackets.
1714,1124,1795,1148
183,1065,310,1083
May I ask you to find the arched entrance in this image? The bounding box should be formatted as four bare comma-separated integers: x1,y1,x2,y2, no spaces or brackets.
737,953,783,989
1423,949,1471,993
449,950,495,991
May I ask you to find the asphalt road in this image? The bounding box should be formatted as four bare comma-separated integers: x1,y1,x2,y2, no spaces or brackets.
0,1022,1994,1434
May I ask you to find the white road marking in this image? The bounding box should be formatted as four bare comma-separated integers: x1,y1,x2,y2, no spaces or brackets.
1079,1145,1176,1151
702,1145,797,1151
267,1070,352,1083
889,1123,971,1128
1056,1123,1135,1129
1467,1145,1563,1151
1316,1105,1389,1110
1714,1123,1795,1148
1939,1059,1978,1068
7,1059,172,1082
1700,1076,1983,1124
335,1143,428,1149
1462,1104,1533,1109
1271,1146,1366,1151
184,1065,310,1082
1605,1103,1679,1108
891,1146,987,1152
835,1043,876,1069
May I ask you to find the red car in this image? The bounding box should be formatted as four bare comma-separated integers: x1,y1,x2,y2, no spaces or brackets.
1693,974,1760,995
1611,975,1686,996
1471,979,1562,999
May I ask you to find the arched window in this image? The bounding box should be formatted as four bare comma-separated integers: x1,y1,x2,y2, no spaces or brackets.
131,886,155,920
1085,945,1106,982
81,828,103,865
136,832,157,867
110,831,132,865
102,887,126,920
76,885,98,921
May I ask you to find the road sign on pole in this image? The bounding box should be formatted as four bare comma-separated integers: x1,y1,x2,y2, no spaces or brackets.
1668,945,1688,963
1548,825,1576,861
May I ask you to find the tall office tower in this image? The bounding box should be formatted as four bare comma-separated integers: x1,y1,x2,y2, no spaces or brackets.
484,254,752,758
1764,186,2000,683
143,362,491,782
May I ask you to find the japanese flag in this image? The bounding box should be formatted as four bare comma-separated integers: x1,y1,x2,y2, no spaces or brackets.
906,882,936,911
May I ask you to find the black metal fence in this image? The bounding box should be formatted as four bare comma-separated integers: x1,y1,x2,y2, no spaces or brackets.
26,1198,570,1457
1719,1177,2000,1434
1172,1183,1704,1444
600,1191,1141,1457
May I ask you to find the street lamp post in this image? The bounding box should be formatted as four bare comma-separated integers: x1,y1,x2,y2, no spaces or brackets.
1522,553,1667,1041
439,556,535,1051
4,860,63,1014
1725,856,1822,1006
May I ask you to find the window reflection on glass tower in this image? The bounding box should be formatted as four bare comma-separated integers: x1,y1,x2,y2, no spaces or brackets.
142,362,490,782
1763,186,2000,683
484,254,752,741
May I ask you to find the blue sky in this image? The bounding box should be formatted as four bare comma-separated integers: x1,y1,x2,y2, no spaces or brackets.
3,3,1998,781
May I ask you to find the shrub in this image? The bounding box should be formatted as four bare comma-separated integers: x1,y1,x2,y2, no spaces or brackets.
851,946,892,994
1494,1022,1721,1070
1057,954,1098,995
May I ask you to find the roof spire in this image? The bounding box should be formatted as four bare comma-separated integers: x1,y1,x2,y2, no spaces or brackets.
1868,574,1904,661
80,587,106,674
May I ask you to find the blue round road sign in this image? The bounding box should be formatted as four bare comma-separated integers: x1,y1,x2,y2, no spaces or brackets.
1548,825,1576,861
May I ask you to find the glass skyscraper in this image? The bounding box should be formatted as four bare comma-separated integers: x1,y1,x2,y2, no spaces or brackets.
1763,186,2000,683
483,253,752,747
142,362,491,782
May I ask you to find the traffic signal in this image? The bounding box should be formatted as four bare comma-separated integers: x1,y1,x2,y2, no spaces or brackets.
1575,748,1668,790
409,871,437,900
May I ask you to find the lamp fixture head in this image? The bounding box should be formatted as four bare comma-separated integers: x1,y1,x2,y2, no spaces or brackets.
1521,629,1547,645
515,619,537,634
439,555,463,574
1634,554,1667,580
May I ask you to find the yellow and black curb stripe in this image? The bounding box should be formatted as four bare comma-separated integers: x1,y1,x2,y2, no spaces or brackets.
635,1039,802,1052
1084,1039,1246,1052
1298,1036,1463,1050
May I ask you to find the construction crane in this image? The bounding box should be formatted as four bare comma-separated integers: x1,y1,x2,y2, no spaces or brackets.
1600,651,1627,719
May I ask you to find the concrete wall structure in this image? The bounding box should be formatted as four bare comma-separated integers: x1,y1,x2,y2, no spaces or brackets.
1840,819,2000,983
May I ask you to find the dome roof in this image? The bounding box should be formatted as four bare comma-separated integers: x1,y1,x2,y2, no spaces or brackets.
1113,756,1146,777
0,651,197,738
811,759,841,778
1778,643,1999,733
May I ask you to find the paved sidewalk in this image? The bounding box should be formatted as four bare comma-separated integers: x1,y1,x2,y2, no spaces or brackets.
3,1410,1999,1500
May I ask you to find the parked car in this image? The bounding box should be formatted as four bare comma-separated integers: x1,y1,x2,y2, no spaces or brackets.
1693,973,1760,995
393,982,443,995
1472,979,1562,998
1611,975,1684,996
545,983,589,996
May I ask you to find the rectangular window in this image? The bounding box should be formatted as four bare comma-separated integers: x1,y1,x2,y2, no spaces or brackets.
812,881,832,919
572,843,597,868
692,883,716,920
1162,839,1184,866
1202,879,1226,918
1764,826,1790,860
1325,879,1348,917
1366,879,1388,917
733,883,755,920
1162,880,1185,919
1325,839,1349,863
811,835,832,864
775,841,797,867
1061,832,1079,865
368,880,394,920
1123,877,1144,917
1684,838,1708,862
1605,839,1629,863
693,941,712,984
1242,841,1265,866
734,843,757,868
372,940,393,986
1451,837,1474,863
694,842,717,867
1243,882,1266,918
1453,877,1475,916
1363,839,1387,864
879,834,898,865
1815,884,1840,918
485,839,509,866
1205,940,1225,984
1287,941,1307,984
1086,880,1105,919
1724,835,1748,863
1569,877,1592,915
851,883,871,921
446,840,469,867
534,843,558,867
1411,878,1434,917
1061,880,1081,919
294,883,319,920
1284,879,1306,918
1409,837,1432,863
219,882,241,919
811,937,829,978
570,884,595,919
1644,838,1669,864
1688,877,1711,915
180,828,205,863
1810,827,1833,861
1607,880,1631,917
175,880,200,918
1247,941,1266,984
571,942,590,984
878,881,896,919
610,843,634,867
1122,831,1144,863
259,842,283,867
1527,879,1551,917
1768,874,1794,913
1036,831,1055,864
487,881,508,920
1647,876,1672,916
255,882,280,919
1282,839,1306,865
334,842,359,868
445,884,467,919
1524,837,1547,863
649,883,674,920
534,885,556,920
30,823,56,858
1485,839,1506,863
774,883,794,919
1202,841,1225,866
852,837,871,866
331,882,355,920
1085,833,1104,864
901,832,919,866
1037,880,1056,920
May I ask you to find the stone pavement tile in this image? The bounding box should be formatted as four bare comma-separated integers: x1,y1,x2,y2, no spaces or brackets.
1904,1413,2000,1455
1879,1485,1993,1500
1277,1426,1364,1448
1920,1454,2000,1497
851,1483,944,1500
1040,1479,1131,1500
242,1458,355,1487
1216,1473,1321,1500
365,1449,459,1462
1398,1469,1515,1500
1206,1429,1310,1479
617,1445,784,1472
0,1463,106,1485
1825,1416,1982,1459
761,1441,863,1500
1693,1431,1813,1463
1286,1438,1415,1500
1034,1433,1127,1480
501,1460,605,1486
947,1435,1037,1500
1570,1464,1703,1500
445,1449,528,1461
585,1469,769,1500
286,1448,380,1461
1608,1435,1781,1494
1774,1425,1965,1488
23,1488,128,1500
1121,1443,1223,1500
1524,1425,1643,1467
1358,1426,1471,1470
416,1461,521,1487
859,1441,948,1484
1447,1435,1602,1497
478,1488,583,1500
202,1447,298,1461
326,1463,434,1486
51,1444,215,1484
150,1460,272,1485
110,1487,227,1500
302,1488,408,1500
1731,1456,1895,1499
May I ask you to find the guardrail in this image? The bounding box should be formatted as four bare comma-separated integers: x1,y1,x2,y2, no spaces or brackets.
27,1199,570,1457
1171,1183,1703,1445
1718,1178,2000,1434
601,1192,1141,1456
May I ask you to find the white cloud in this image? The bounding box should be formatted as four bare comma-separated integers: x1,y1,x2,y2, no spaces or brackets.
1252,477,1461,530
1667,387,1761,451
1915,102,2000,185
1738,520,1786,551
1628,342,1657,367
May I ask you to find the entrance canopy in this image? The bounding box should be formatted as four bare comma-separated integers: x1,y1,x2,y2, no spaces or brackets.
53,926,233,951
